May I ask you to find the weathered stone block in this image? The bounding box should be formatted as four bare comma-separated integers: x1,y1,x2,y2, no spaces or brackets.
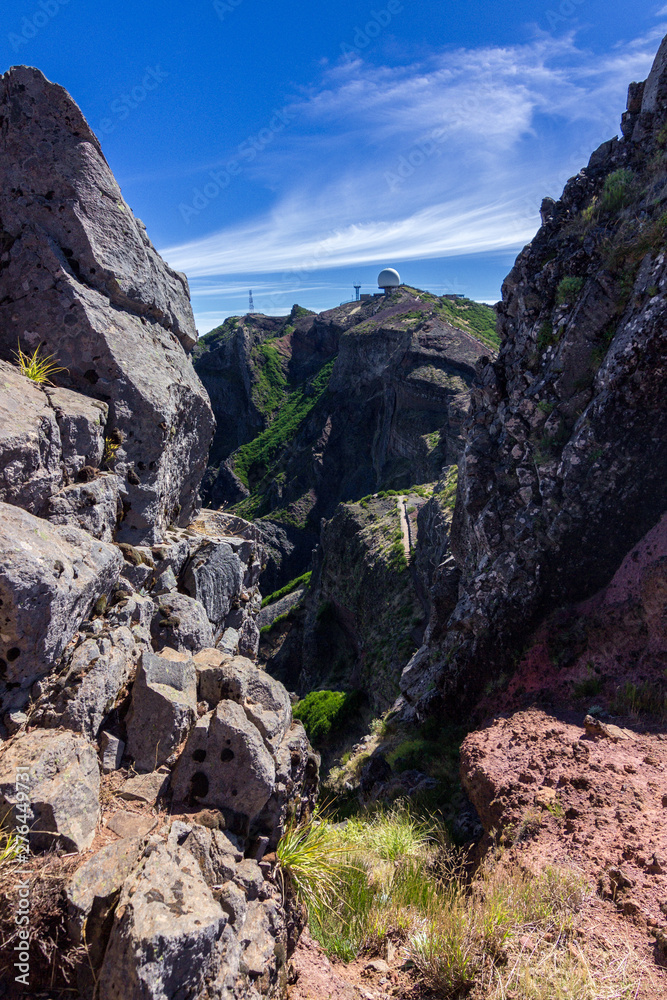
126,651,197,771
150,592,214,654
182,539,243,626
0,502,123,686
0,729,100,851
98,842,227,1000
171,700,275,822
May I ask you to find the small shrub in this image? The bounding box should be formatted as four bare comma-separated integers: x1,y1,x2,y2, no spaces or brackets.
573,667,604,699
13,341,67,385
536,320,557,351
102,429,123,468
556,276,585,307
611,679,667,720
598,168,635,215
0,827,21,871
293,689,362,745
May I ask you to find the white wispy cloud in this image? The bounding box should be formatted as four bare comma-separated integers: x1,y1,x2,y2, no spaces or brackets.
162,26,661,280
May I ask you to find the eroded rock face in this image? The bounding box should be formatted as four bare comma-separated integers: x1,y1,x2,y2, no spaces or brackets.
98,841,229,1000
171,700,276,824
0,729,100,851
126,650,198,772
0,502,122,685
404,37,667,716
0,66,215,542
35,624,141,739
0,358,110,515
196,651,292,752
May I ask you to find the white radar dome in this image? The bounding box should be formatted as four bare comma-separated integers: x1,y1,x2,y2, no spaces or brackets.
377,267,401,289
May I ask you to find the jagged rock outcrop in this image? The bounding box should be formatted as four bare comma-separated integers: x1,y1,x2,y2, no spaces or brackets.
0,501,123,686
195,290,495,588
401,38,667,717
0,65,215,542
126,650,198,771
0,67,317,1000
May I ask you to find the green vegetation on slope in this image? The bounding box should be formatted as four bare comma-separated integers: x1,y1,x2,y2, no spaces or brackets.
261,570,312,608
191,315,239,360
231,357,335,489
293,689,363,744
276,805,640,997
250,339,288,417
438,296,500,351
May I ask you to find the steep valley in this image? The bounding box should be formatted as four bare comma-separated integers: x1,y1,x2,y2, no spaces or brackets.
0,32,666,1000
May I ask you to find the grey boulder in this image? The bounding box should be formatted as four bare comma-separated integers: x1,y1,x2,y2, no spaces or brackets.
0,359,109,517
0,729,100,851
118,769,170,806
47,474,123,541
197,653,292,753
171,700,275,824
66,836,144,967
0,502,123,685
98,841,228,1000
182,539,244,626
126,651,197,771
151,592,214,654
253,721,320,850
37,625,140,739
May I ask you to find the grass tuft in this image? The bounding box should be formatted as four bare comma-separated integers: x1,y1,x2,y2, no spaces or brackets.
13,341,68,385
276,818,350,922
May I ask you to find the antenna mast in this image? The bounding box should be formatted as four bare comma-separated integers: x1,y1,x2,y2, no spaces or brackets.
353,284,361,301
248,289,255,313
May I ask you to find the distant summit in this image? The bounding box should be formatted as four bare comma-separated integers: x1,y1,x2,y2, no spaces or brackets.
194,286,497,588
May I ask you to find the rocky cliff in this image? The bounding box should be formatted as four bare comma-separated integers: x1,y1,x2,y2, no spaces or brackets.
0,66,214,543
398,39,667,719
0,66,317,1000
195,290,496,589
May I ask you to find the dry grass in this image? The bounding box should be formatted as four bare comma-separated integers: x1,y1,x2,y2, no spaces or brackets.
298,804,653,998
0,849,86,992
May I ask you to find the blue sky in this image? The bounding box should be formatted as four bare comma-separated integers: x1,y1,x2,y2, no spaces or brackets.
1,1,665,331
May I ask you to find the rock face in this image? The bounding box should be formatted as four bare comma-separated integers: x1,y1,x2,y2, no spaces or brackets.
95,833,288,1000
0,358,108,516
0,66,317,1000
98,840,230,1000
265,493,427,709
126,651,198,771
171,699,276,823
401,39,667,716
194,292,495,588
0,66,215,543
0,729,100,851
0,502,123,686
